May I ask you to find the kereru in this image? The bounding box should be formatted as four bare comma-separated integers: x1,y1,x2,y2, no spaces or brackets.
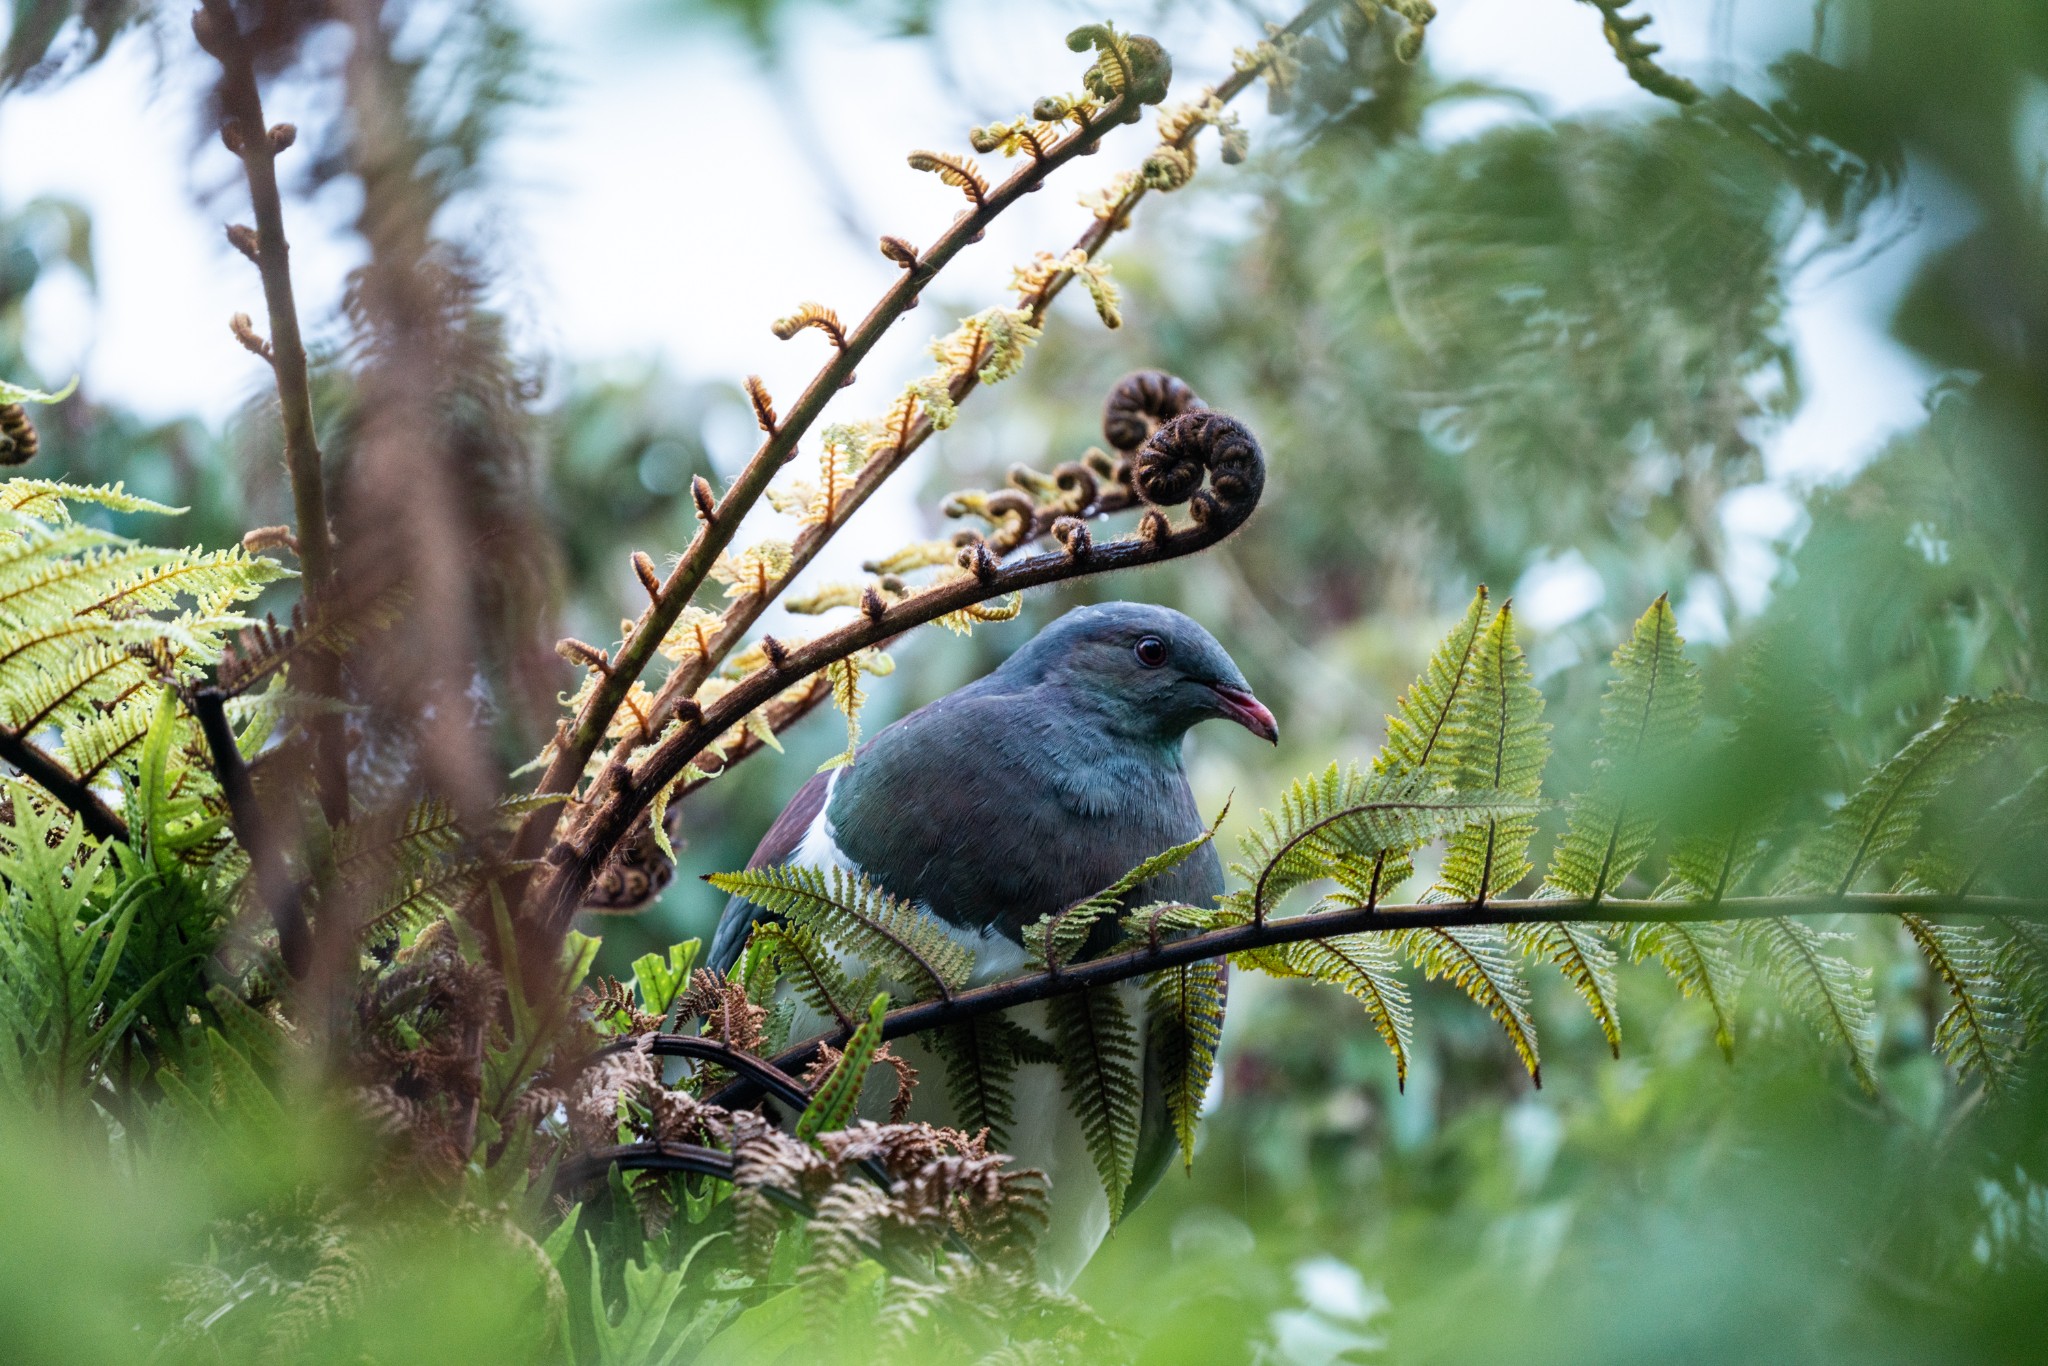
709,601,1277,1286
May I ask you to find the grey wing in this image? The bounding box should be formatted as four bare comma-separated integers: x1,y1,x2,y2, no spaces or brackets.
707,769,833,973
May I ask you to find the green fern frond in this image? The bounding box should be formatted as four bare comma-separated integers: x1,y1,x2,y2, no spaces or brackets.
1507,920,1622,1058
1992,918,2048,1052
1739,916,1876,1091
1236,766,1537,918
1543,594,1701,903
1434,600,1549,902
708,864,973,1001
1394,925,1541,1083
1029,804,1225,970
1907,767,2048,899
2,642,152,734
1147,959,1226,1171
1625,920,1745,1061
1898,913,2012,1090
753,921,874,1033
923,1014,1056,1151
361,861,489,943
1663,822,1773,903
1792,695,2048,896
0,478,180,519
797,993,887,1143
1048,985,1144,1223
1370,586,1490,894
60,699,156,783
1284,932,1413,1089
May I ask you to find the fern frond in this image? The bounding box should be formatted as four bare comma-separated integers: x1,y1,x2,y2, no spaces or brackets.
1236,766,1536,918
1625,920,1744,1061
360,861,501,943
1284,932,1413,1089
59,699,155,782
770,303,847,348
1543,594,1701,903
707,864,972,1001
1663,821,1773,903
906,150,989,207
1434,600,1549,902
1899,913,2013,1090
1379,587,1490,778
1394,925,1541,1083
1791,695,2048,895
753,921,871,1033
923,1015,1055,1151
1146,960,1225,1171
1369,586,1490,894
1992,918,2048,1053
1048,985,1143,1223
1739,916,1876,1091
797,994,887,1143
78,545,287,618
0,478,178,519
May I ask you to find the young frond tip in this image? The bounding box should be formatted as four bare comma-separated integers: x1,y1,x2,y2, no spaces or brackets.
228,313,273,365
878,235,919,269
771,303,848,348
744,374,778,433
0,406,38,466
906,150,990,208
556,637,610,674
240,525,298,557
630,551,662,601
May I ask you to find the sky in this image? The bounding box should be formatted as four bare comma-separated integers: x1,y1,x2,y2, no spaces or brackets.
0,0,1939,633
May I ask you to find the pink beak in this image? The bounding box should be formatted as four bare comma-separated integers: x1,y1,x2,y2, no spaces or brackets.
1209,683,1279,744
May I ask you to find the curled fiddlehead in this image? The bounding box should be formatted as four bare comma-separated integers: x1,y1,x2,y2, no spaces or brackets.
1133,408,1265,534
1103,368,1203,453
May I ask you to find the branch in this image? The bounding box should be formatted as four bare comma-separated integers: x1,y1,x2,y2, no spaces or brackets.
0,723,126,843
520,4,1345,897
195,0,348,823
710,892,2048,1103
534,407,1265,930
191,688,310,978
645,1033,814,1113
509,89,1141,868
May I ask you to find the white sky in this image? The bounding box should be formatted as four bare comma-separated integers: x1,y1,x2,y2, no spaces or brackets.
0,0,1939,633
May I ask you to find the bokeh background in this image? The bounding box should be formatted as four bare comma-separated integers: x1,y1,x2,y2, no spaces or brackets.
5,0,2048,1360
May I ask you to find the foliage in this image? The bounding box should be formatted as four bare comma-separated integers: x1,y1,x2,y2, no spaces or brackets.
4,0,2048,1362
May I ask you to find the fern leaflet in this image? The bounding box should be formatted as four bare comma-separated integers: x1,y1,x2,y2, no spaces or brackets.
1286,932,1414,1089
1147,959,1226,1171
708,864,973,1001
1792,695,2048,895
1048,985,1144,1223
1740,916,1876,1091
1394,925,1541,1083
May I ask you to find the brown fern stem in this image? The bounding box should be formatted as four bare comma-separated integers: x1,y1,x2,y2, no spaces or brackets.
191,688,310,978
707,893,2048,1106
196,0,348,824
0,723,126,843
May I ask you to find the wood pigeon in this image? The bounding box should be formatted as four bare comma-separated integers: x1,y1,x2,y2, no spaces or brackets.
709,600,1276,1286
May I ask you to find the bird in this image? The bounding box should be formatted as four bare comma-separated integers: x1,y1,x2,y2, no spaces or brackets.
709,600,1277,1287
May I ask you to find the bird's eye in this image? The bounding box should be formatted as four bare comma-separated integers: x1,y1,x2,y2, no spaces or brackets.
1134,635,1168,668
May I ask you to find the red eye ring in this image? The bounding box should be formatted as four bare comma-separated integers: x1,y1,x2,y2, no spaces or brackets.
1135,635,1168,668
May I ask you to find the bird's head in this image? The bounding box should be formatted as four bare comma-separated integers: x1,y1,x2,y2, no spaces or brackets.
997,601,1278,747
